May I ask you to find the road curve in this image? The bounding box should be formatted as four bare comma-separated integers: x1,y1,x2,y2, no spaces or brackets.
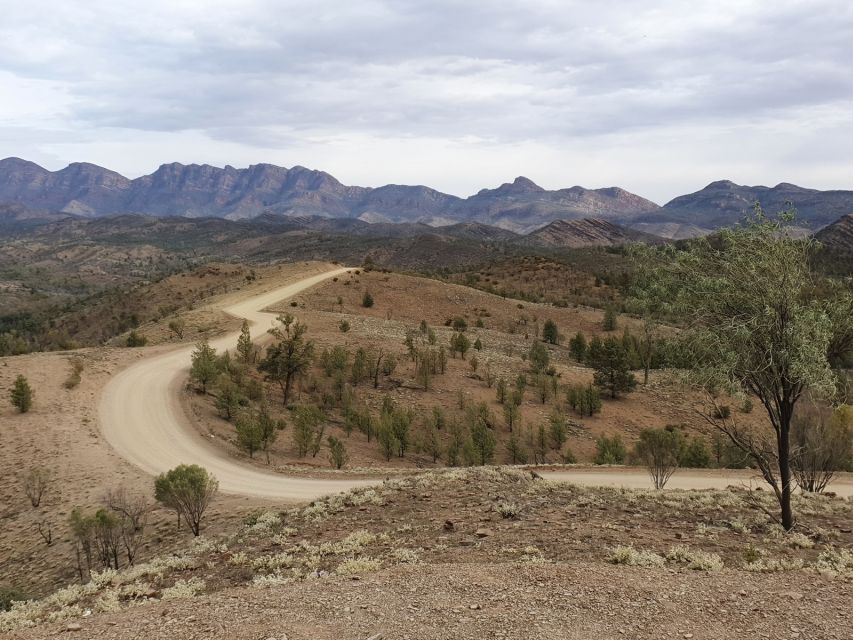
99,266,853,501
100,266,379,501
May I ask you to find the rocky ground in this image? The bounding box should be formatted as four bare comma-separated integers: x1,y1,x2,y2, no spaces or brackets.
3,468,851,639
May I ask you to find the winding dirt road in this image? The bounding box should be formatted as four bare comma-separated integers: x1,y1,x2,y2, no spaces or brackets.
99,265,853,501
99,266,379,500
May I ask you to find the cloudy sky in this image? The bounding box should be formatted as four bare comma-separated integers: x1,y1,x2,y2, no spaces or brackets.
1,0,851,203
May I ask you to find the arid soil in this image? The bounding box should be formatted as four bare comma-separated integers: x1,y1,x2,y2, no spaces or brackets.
186,268,765,471
4,468,852,639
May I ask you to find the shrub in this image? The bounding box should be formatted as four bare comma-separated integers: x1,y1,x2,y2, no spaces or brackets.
362,291,374,308
497,503,520,519
594,435,626,465
125,330,147,347
634,427,681,489
608,546,664,567
63,357,84,389
666,545,724,571
791,404,853,493
9,375,33,413
23,467,53,507
154,465,219,536
542,319,559,344
339,319,351,333
328,436,348,469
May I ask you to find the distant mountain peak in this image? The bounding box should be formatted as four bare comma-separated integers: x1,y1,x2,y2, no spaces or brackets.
478,176,545,196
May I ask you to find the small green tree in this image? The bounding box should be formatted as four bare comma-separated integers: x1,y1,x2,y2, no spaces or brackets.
495,377,508,404
362,291,374,308
505,430,528,464
548,413,568,450
292,405,324,458
503,401,520,433
634,427,682,489
236,319,254,363
10,374,33,413
594,434,626,465
235,411,264,459
528,341,550,373
328,436,348,469
190,339,219,393
469,414,496,465
602,306,618,331
569,332,587,363
791,404,853,493
168,318,186,340
542,319,559,345
633,207,853,529
587,336,637,399
154,465,218,536
259,314,315,406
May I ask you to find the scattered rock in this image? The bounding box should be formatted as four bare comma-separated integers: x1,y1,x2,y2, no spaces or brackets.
475,528,493,538
66,622,82,632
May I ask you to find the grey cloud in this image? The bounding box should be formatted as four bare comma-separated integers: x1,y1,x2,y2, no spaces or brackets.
1,0,853,198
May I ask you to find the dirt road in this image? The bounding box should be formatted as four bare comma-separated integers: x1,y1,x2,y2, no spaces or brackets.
541,467,853,497
99,266,379,500
99,265,853,502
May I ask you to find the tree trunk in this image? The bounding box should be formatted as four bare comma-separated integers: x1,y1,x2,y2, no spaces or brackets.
778,409,794,531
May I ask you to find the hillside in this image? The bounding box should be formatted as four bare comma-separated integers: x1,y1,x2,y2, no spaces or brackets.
521,218,665,249
815,213,853,252
648,180,853,231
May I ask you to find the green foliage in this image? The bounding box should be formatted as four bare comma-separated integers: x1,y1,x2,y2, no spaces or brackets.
542,319,559,344
495,377,508,404
603,306,618,331
548,412,568,450
190,339,219,393
566,383,602,416
0,587,28,612
168,318,186,340
505,430,528,464
594,434,626,465
259,314,315,406
587,336,637,399
10,374,33,413
328,436,348,469
451,317,468,332
380,396,413,457
362,291,374,308
473,337,483,351
679,435,712,468
634,427,682,489
291,405,324,458
503,401,520,432
569,331,587,363
125,330,147,347
214,374,245,420
467,404,496,465
235,411,264,459
351,347,368,385
632,207,853,529
450,332,471,358
154,464,218,536
339,319,351,333
791,404,853,492
236,319,254,362
528,341,550,373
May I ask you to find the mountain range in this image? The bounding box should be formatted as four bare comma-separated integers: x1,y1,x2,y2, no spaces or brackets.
1,157,852,236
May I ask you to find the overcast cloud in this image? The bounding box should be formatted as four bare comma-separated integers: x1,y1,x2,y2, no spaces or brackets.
1,0,852,202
